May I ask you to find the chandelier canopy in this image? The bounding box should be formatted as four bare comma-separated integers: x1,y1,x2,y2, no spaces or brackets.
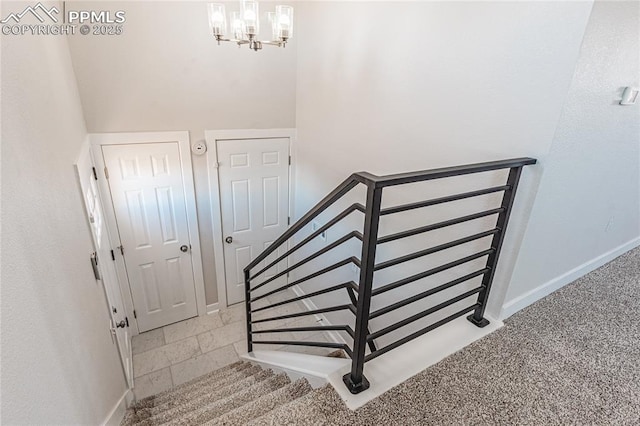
208,1,293,51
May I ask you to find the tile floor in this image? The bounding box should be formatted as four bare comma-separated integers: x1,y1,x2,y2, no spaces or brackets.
131,290,337,399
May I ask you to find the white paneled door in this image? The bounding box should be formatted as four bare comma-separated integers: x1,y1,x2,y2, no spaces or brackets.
102,143,198,332
76,147,133,387
217,138,290,305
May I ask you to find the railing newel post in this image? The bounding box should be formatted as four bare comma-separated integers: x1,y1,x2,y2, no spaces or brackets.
343,183,383,394
468,166,524,327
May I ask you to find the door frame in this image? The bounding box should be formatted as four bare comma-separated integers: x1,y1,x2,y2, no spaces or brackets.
74,138,133,388
205,129,296,309
89,131,207,334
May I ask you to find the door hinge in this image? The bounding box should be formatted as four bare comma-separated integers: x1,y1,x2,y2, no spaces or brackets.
92,167,98,180
125,317,129,327
287,216,291,225
133,310,137,319
104,167,109,179
288,155,291,165
110,249,115,261
117,245,124,255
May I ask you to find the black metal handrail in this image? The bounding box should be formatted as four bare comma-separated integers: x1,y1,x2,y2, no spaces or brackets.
242,157,536,394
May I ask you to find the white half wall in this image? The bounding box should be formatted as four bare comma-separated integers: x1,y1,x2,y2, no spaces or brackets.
1,5,128,423
503,0,640,316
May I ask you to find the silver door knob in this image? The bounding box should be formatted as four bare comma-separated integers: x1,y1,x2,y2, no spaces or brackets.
180,245,189,252
116,320,126,328
225,236,233,244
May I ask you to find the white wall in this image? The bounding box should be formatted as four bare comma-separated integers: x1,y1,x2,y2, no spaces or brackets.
67,1,297,305
52,0,637,351
503,0,640,316
290,1,595,346
1,4,128,423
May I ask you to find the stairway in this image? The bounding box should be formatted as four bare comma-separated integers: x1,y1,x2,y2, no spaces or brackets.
122,361,329,426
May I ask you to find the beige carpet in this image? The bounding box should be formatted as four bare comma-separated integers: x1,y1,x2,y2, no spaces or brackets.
123,247,640,425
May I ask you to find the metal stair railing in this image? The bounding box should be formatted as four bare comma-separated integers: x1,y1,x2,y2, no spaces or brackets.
242,157,537,394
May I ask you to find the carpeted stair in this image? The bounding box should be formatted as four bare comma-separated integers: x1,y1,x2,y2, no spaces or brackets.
121,362,316,426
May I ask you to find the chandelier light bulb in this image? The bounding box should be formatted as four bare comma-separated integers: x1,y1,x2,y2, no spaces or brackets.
241,1,259,36
230,11,245,40
275,5,293,40
208,3,227,37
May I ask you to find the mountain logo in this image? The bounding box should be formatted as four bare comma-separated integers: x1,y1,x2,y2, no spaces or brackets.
1,2,60,24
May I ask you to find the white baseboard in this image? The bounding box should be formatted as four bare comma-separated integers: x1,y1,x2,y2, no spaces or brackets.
207,302,220,314
101,388,133,426
501,237,640,319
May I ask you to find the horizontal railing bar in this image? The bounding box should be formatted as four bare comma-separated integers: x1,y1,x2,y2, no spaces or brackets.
250,231,362,293
372,249,494,296
253,340,353,357
251,281,358,313
245,176,363,272
371,158,536,188
249,257,359,302
367,287,484,341
374,229,500,271
370,268,489,319
378,208,504,244
380,185,510,216
251,304,355,324
250,203,365,280
252,325,354,338
245,159,536,273
364,304,478,362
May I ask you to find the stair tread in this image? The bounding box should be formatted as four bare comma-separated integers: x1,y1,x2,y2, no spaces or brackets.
135,365,264,418
131,369,276,426
204,379,313,426
164,373,291,426
123,360,338,426
134,362,252,409
248,385,346,426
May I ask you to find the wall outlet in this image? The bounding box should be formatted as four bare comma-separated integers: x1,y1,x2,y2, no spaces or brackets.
311,221,327,241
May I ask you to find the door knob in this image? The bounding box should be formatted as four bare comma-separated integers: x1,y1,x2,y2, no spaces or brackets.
116,320,126,328
180,245,189,252
225,236,233,244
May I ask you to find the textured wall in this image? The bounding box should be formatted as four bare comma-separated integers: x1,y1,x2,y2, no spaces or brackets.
504,1,640,312
1,2,127,422
67,1,297,306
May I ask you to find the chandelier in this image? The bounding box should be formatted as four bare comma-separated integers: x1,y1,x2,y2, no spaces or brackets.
208,1,293,51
